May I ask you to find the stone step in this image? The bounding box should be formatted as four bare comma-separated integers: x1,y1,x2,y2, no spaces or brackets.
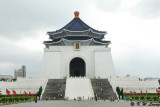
91,79,117,100
41,79,66,100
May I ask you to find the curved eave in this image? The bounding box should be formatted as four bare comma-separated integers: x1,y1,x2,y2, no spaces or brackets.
47,29,107,36
92,39,110,45
43,38,110,45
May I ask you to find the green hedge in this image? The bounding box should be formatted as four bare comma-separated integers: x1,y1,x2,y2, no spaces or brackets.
0,94,33,97
124,93,160,95
0,96,36,104
123,93,160,102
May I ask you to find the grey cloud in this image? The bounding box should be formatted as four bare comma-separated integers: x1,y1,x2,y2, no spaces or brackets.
0,0,88,77
113,49,160,78
0,0,159,78
95,0,121,11
130,0,160,19
0,44,43,77
0,0,87,39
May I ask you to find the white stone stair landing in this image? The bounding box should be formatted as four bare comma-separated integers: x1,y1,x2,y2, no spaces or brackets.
65,77,94,100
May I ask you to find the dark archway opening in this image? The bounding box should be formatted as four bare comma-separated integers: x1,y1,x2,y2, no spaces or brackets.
70,57,85,77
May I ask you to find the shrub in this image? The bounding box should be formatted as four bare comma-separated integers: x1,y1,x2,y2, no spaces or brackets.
1,98,5,101
135,97,139,100
146,97,150,100
8,98,13,102
153,97,158,101
140,96,144,100
20,97,24,101
14,97,19,102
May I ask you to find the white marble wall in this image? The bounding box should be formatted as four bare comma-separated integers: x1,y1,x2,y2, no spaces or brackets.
0,77,48,95
41,51,61,79
95,48,115,78
40,45,115,79
108,76,160,93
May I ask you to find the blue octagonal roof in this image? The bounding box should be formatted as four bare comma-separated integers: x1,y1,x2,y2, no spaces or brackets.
47,18,106,35
43,36,110,44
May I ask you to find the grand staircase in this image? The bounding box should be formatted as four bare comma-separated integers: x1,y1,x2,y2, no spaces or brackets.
41,79,66,100
65,77,94,100
91,79,117,100
42,78,116,100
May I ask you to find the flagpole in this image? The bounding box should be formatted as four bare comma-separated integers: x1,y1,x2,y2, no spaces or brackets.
140,91,141,101
146,93,147,101
146,90,147,101
12,89,13,103
5,94,6,104
156,89,158,101
157,92,158,101
19,91,20,102
12,94,13,103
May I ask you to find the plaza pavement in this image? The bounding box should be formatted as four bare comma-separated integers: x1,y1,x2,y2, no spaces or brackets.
2,100,157,107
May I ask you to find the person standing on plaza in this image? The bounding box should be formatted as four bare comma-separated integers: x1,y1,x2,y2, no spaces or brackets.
0,100,2,106
29,98,31,103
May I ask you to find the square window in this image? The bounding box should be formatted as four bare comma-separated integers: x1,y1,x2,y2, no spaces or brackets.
74,42,80,50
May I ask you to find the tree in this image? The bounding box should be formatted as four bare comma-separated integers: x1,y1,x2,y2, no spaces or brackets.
116,87,120,99
37,86,42,100
120,88,124,99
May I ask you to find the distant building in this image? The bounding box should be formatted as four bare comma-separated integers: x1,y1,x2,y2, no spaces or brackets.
144,77,160,81
0,75,13,81
14,66,26,79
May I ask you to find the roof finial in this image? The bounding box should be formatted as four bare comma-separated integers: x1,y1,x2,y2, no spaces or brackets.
74,11,79,18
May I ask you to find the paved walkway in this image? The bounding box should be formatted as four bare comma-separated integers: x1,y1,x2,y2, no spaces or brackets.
2,100,158,107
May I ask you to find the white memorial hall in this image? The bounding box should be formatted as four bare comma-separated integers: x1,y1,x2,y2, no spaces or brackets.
0,11,159,100
40,11,115,79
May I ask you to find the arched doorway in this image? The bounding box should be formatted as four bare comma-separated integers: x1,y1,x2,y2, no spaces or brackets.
70,57,86,77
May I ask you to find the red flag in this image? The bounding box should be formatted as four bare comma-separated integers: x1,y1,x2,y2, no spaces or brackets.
19,91,21,96
141,91,143,95
24,91,28,96
29,92,32,96
124,92,127,95
146,90,148,95
6,89,10,95
13,90,17,96
134,92,137,95
156,89,160,94
130,91,133,95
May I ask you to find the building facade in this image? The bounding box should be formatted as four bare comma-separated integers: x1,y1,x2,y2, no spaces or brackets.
14,65,26,79
0,75,13,81
40,11,115,79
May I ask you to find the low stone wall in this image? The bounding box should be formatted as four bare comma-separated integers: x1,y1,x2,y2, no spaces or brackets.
0,77,48,95
108,76,159,93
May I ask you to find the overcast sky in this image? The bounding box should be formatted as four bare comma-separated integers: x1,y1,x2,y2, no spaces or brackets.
0,0,160,78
